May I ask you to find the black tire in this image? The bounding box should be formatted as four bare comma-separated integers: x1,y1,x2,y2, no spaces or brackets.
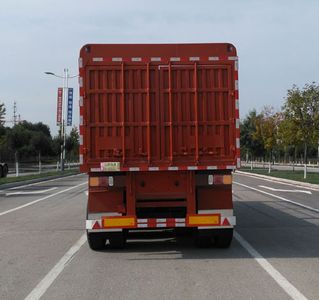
109,233,126,249
195,230,213,248
87,232,106,251
0,165,3,178
214,229,233,248
3,164,8,177
195,235,212,248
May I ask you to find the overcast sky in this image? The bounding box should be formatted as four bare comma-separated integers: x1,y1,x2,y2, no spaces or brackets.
1,0,318,135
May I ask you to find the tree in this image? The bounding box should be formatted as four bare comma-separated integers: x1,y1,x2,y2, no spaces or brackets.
277,117,301,166
52,135,63,157
282,83,319,166
19,121,51,138
240,110,265,161
0,103,6,153
0,126,8,161
253,106,281,172
8,125,31,153
65,126,79,161
0,102,5,126
6,124,31,166
30,131,52,157
6,121,54,162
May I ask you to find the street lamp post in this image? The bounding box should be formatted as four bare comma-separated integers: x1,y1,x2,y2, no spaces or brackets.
45,69,78,171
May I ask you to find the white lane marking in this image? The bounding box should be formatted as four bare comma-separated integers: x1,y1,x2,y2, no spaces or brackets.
234,232,308,300
5,187,58,196
258,185,312,195
235,172,319,192
3,173,84,191
24,233,87,300
0,182,87,217
234,181,319,214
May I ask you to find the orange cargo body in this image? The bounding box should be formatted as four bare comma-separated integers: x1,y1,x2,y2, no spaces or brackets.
81,43,239,250
79,43,240,172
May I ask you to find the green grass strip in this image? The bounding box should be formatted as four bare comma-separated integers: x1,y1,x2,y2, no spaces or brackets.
240,167,319,185
0,170,80,185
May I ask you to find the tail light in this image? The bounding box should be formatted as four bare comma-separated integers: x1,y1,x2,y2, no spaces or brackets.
208,175,232,185
89,176,113,187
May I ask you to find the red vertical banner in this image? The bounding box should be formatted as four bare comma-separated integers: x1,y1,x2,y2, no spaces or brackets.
56,87,63,125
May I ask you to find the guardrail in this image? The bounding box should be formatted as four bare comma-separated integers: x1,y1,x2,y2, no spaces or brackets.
241,161,319,174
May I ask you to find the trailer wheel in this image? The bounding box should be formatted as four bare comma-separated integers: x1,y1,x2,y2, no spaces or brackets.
87,232,106,251
3,164,8,177
195,236,212,248
195,230,213,248
214,229,233,248
109,232,126,249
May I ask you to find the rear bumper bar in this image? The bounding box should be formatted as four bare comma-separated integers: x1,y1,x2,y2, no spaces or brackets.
86,210,236,232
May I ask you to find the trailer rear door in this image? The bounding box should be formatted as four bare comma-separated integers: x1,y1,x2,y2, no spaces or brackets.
79,44,239,172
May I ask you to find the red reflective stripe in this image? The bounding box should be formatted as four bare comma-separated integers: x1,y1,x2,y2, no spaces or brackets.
84,56,239,64
148,219,157,227
79,146,84,154
166,222,176,227
234,59,240,167
217,165,227,169
196,166,207,170
80,106,84,117
116,166,236,172
166,218,176,223
218,55,228,61
236,128,240,136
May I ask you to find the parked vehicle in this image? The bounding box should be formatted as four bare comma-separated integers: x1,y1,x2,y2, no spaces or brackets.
79,43,240,250
0,163,8,178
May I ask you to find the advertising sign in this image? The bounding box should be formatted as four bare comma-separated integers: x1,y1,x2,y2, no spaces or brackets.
56,87,63,126
67,88,73,126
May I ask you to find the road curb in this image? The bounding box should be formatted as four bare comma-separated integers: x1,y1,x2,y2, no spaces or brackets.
0,172,82,190
236,170,319,191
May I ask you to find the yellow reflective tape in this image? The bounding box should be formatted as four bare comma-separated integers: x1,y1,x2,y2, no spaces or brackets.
103,217,135,228
188,215,220,226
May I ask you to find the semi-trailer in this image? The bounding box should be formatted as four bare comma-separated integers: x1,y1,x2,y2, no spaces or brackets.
79,43,240,250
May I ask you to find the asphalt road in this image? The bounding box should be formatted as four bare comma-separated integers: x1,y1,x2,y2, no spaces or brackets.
0,172,319,299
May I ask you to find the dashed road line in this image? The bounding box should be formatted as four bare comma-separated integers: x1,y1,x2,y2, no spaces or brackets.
258,185,312,195
24,233,87,300
2,173,84,191
5,187,58,196
235,232,308,300
235,172,319,192
234,181,319,214
0,182,87,217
